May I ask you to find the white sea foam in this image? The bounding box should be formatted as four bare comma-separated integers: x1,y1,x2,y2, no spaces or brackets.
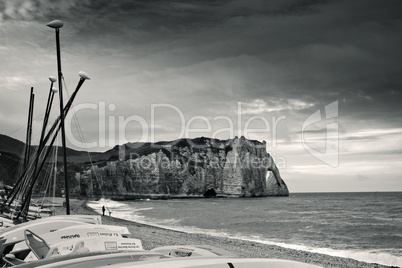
87,198,125,209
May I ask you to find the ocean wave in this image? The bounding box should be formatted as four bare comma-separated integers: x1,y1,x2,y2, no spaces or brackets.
87,198,126,209
132,207,154,212
88,200,182,228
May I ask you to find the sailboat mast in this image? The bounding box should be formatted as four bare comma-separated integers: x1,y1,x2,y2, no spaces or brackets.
24,87,34,169
51,21,70,215
39,77,57,146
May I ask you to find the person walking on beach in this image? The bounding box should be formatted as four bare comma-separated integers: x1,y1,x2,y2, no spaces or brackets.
102,205,105,216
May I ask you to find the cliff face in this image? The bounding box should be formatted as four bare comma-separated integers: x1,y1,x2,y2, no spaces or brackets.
79,137,289,198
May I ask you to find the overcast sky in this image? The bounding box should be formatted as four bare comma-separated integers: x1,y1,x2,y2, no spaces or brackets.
1,0,401,192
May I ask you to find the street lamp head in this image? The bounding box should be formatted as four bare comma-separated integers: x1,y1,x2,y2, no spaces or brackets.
51,87,58,93
46,20,64,29
49,76,57,82
78,71,90,80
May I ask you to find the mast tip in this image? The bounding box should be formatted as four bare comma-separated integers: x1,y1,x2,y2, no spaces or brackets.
46,20,64,29
79,71,90,80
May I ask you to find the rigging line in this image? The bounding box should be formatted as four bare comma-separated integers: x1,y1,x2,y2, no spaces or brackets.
17,95,75,218
17,156,38,206
24,131,52,195
11,144,38,186
38,147,55,202
5,79,79,217
11,127,58,207
66,88,110,212
10,147,38,202
39,76,81,153
17,123,63,219
6,100,60,138
22,147,39,187
28,106,57,147
28,81,76,187
39,146,56,206
8,111,57,188
71,108,109,210
52,135,59,214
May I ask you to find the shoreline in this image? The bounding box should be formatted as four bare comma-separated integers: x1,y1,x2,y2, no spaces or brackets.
55,199,394,268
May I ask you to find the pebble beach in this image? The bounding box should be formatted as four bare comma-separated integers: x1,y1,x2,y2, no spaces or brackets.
54,199,393,268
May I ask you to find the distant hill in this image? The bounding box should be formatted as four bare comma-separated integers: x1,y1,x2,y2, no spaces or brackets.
0,134,25,157
0,134,25,184
0,150,22,185
0,133,107,185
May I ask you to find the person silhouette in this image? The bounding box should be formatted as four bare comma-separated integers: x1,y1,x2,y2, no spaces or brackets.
102,205,105,216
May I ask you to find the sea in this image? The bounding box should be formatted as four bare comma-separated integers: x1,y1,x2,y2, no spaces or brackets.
87,192,402,267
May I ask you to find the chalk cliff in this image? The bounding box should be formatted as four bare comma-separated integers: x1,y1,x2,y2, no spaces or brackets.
79,137,289,198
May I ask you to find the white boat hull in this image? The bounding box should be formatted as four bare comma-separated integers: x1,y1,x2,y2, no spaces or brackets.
11,224,130,253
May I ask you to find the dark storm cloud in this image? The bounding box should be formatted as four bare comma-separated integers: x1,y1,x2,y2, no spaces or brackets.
2,0,402,122
74,0,402,122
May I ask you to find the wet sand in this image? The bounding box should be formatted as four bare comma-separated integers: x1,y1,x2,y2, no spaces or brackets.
54,199,392,268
